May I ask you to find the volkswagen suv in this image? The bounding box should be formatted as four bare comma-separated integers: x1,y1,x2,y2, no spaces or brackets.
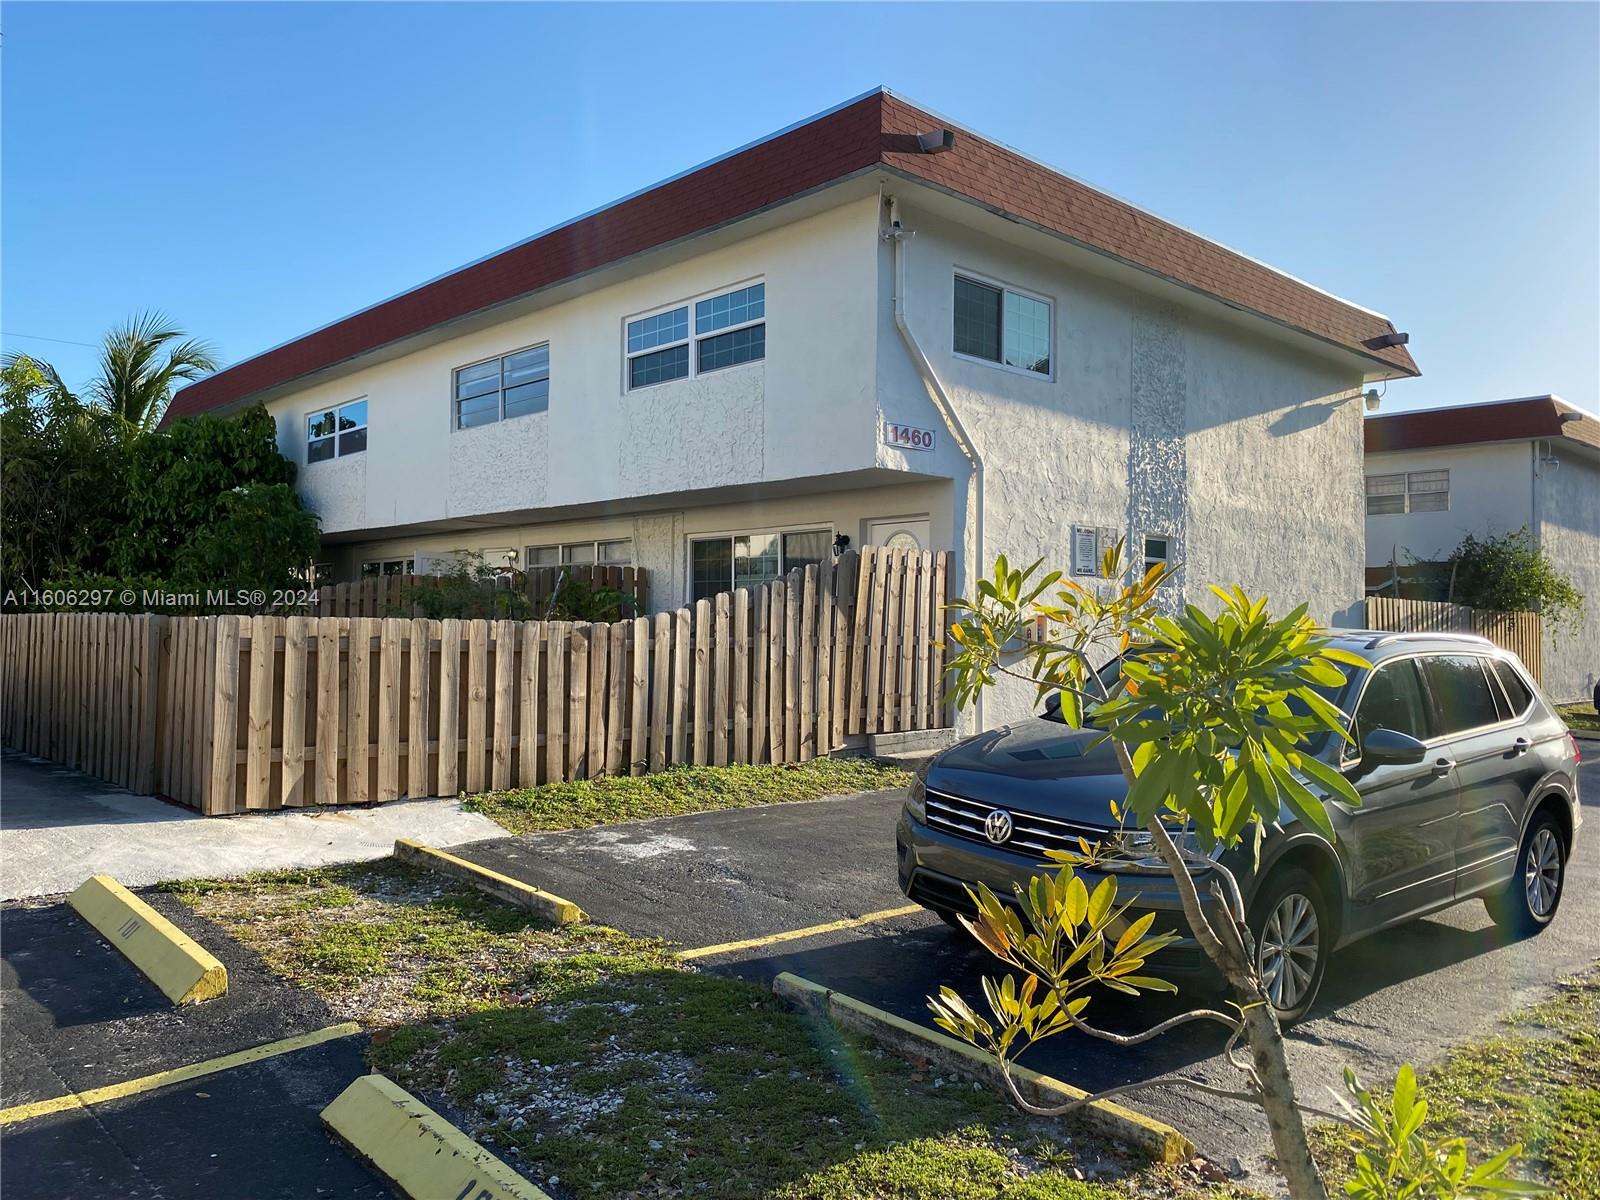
896,631,1582,1021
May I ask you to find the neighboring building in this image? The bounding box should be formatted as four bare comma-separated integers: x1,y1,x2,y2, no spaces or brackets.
167,88,1419,725
1364,395,1599,701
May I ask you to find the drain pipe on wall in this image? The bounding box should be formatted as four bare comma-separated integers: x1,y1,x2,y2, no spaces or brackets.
883,195,987,732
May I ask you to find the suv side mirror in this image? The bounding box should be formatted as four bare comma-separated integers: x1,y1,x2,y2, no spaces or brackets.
1361,727,1428,765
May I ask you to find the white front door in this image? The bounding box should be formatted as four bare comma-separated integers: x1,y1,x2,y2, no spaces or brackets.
866,516,931,553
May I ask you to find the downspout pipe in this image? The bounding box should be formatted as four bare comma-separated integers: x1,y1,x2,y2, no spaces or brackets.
883,195,986,731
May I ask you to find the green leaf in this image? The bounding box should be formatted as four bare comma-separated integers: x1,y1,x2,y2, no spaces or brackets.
1063,875,1088,927
1086,876,1116,926
1296,751,1363,809
1114,911,1156,956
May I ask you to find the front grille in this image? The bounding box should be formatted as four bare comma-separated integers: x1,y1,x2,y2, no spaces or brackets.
924,788,1110,858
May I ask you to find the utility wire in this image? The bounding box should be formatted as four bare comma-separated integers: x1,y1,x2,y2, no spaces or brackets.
0,331,100,350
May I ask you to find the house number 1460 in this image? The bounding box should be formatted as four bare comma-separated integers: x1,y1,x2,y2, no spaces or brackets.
883,423,935,451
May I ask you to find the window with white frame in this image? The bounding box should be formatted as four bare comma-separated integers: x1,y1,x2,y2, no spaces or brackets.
453,343,550,429
1365,470,1449,515
307,399,367,463
953,275,1051,375
1143,535,1173,582
689,527,828,602
361,557,414,578
524,539,633,568
626,282,764,390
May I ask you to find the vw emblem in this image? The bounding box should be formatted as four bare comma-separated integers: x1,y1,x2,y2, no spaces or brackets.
984,808,1014,845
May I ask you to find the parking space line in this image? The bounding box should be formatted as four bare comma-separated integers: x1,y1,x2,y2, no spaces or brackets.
0,1021,362,1127
675,903,926,960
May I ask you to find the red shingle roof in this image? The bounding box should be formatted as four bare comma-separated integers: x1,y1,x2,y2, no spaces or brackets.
166,89,1418,423
1365,396,1599,454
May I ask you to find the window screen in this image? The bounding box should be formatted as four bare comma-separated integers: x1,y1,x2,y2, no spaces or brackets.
953,276,1002,362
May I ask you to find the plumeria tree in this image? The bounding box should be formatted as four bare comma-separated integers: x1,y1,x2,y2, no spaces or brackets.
932,544,1539,1200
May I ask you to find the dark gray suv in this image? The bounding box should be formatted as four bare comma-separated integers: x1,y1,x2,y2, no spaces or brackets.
896,631,1582,1020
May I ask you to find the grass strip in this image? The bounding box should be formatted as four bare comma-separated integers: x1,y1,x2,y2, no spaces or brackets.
462,758,911,836
1312,964,1599,1196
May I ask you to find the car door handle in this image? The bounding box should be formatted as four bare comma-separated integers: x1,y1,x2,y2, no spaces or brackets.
1431,757,1456,776
1512,737,1531,755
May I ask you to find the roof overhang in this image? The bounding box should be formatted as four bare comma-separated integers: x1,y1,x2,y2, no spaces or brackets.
1364,395,1600,455
166,88,1419,424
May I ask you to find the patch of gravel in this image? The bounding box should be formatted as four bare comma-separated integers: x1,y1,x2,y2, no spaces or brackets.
469,1033,712,1137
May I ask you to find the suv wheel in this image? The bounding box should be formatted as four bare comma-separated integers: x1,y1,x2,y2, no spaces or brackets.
1249,868,1331,1025
1486,811,1566,936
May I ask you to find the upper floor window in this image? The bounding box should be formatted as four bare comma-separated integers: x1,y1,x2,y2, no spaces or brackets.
454,343,550,429
1365,469,1449,515
953,274,1051,376
525,539,633,568
626,282,765,391
307,399,367,463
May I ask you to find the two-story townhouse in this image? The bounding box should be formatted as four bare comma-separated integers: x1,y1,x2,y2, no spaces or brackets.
167,88,1420,726
1364,395,1599,702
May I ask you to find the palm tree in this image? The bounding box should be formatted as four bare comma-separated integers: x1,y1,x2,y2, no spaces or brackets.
86,311,217,431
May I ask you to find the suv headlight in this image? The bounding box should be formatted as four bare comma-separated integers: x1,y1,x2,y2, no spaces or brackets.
906,760,932,822
1115,827,1215,869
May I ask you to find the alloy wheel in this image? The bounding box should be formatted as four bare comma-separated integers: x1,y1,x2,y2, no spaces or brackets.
1525,827,1562,918
1258,892,1320,1013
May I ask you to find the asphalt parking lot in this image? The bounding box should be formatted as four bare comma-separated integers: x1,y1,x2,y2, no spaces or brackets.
451,756,1600,1168
0,891,394,1199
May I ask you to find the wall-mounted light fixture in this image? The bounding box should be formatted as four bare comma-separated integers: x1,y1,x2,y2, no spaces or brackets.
832,533,852,557
1362,331,1410,351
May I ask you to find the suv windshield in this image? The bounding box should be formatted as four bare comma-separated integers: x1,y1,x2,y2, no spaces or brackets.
1043,648,1356,757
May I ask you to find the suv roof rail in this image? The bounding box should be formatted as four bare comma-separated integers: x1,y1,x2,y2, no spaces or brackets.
1364,630,1497,650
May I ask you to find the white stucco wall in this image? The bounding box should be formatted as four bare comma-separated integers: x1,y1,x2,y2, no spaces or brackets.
330,477,955,613
1363,439,1598,702
266,195,885,535
1363,443,1535,567
877,201,1369,727
1537,449,1599,702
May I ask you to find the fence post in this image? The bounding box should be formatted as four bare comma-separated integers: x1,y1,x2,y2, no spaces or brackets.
207,617,241,816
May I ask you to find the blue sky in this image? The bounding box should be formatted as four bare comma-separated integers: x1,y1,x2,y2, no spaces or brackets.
4,2,1596,415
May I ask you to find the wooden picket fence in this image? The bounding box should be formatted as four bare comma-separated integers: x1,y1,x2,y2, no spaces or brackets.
1,548,952,814
525,564,648,618
313,575,418,618
1364,596,1544,683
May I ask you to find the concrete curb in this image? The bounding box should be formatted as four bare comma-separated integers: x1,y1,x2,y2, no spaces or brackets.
393,839,586,925
323,1073,552,1200
772,971,1193,1165
68,874,228,1005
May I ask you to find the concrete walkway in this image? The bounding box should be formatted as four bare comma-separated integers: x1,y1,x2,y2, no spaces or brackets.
0,751,505,899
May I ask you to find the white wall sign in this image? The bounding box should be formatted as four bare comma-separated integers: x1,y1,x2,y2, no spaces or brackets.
1071,526,1100,576
883,422,936,452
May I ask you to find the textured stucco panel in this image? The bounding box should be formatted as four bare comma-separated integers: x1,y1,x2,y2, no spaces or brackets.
1538,452,1600,701
1129,306,1188,611
447,415,549,517
1183,322,1365,629
631,511,687,614
298,455,367,533
620,373,765,498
